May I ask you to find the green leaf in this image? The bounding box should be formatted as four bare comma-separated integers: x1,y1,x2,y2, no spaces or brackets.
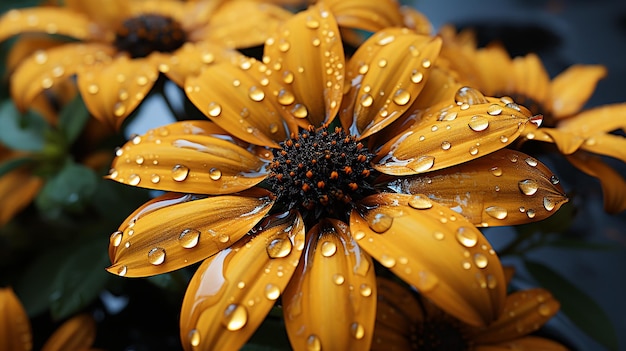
35,161,98,218
0,156,35,177
0,100,49,151
524,260,619,351
58,94,90,144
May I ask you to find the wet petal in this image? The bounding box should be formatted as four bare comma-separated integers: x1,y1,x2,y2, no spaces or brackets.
263,2,345,127
65,0,129,30
481,336,569,351
567,152,626,213
0,287,32,351
179,211,304,351
77,56,158,130
10,43,114,112
374,97,537,176
155,42,236,86
385,149,568,226
324,0,404,32
106,192,273,277
0,163,42,225
341,29,442,138
533,128,584,155
6,35,63,72
470,289,559,344
350,193,506,327
0,8,102,43
283,219,377,351
41,314,96,351
558,103,626,135
550,64,607,119
202,1,292,48
108,121,268,194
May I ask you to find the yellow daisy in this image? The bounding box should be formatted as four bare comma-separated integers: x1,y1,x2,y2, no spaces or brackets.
0,0,292,129
373,277,567,351
105,4,567,350
0,287,100,351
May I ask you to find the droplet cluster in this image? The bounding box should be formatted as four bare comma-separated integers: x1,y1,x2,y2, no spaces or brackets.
114,14,187,58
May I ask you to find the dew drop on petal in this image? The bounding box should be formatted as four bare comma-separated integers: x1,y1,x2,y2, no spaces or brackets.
113,102,126,117
490,166,503,177
150,174,160,184
128,174,141,186
222,304,248,331
525,157,538,167
351,322,365,340
360,93,373,107
218,234,230,243
379,254,396,268
188,329,200,347
291,104,308,118
178,229,200,248
469,146,479,156
408,194,433,209
209,168,222,180
267,236,293,258
332,273,345,285
526,209,536,219
518,179,539,195
277,89,295,105
110,231,123,247
433,231,445,240
207,102,221,117
411,155,435,172
321,241,337,257
359,283,372,297
473,253,488,268
353,230,365,241
538,303,552,316
411,70,424,84
456,227,478,248
468,115,489,131
307,335,321,351
415,270,439,292
148,247,166,265
117,265,127,276
543,197,556,211
550,175,560,185
392,89,410,106
368,213,393,233
487,104,503,115
454,86,488,105
87,84,99,94
248,86,265,101
172,164,190,181
485,206,508,220
441,141,451,150
500,135,509,143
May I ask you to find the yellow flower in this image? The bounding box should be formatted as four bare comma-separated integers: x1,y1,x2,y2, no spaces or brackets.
105,4,566,350
439,27,626,213
373,277,567,351
0,0,292,129
0,287,100,351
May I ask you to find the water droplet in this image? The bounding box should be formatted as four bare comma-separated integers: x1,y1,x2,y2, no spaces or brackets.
351,322,365,340
469,146,479,156
148,247,166,265
283,70,294,84
526,209,536,219
487,104,503,115
377,34,395,45
415,270,438,292
441,141,451,150
543,197,556,211
421,58,431,68
473,253,488,268
278,39,290,52
456,227,478,247
307,335,321,351
34,51,47,64
468,115,489,131
360,94,373,107
113,102,126,117
291,104,308,118
379,254,396,268
411,70,424,83
209,168,222,180
462,260,472,270
378,58,388,68
433,231,444,240
218,234,230,243
332,273,345,285
486,206,508,220
408,194,433,209
525,157,538,167
128,174,141,186
411,155,435,172
392,89,410,105
172,164,190,181
487,274,497,289
150,174,160,184
264,284,281,301
538,303,552,316
305,17,320,29
277,89,295,105
267,236,293,258
529,114,543,127
490,166,503,177
87,84,99,94
368,213,393,233
117,265,127,276
222,304,248,331
208,102,221,117
178,229,200,248
110,231,123,247
321,241,337,257
359,283,372,297
518,179,539,196
358,63,369,74
550,175,560,185
248,86,265,101
188,329,200,347
455,86,488,105
500,135,509,143
135,155,144,165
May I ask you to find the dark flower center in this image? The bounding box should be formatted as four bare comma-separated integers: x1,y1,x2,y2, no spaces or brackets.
410,320,468,351
114,14,187,58
266,127,375,219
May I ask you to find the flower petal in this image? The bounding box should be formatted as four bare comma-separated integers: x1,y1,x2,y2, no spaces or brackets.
77,56,158,130
179,211,305,351
375,277,424,333
324,0,404,32
470,289,559,344
385,149,568,226
283,219,377,351
373,97,537,176
511,54,550,110
341,29,442,139
65,0,130,30
155,42,237,86
480,336,569,351
558,103,626,135
566,152,626,213
350,193,506,327
0,163,42,225
185,56,292,148
0,8,101,43
108,121,269,194
106,191,273,278
41,314,96,351
400,6,433,35
0,287,32,351
550,64,607,119
263,2,345,127
10,43,114,112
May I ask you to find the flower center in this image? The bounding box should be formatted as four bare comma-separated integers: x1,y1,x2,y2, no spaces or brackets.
266,127,375,219
114,14,187,58
410,320,468,351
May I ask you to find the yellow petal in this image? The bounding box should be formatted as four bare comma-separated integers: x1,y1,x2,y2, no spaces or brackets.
0,163,42,226
6,35,63,73
0,287,32,351
324,0,404,32
375,277,424,333
386,149,568,226
77,56,158,130
202,1,292,48
179,211,305,351
106,192,273,277
10,43,114,112
184,56,291,148
263,2,345,127
400,6,433,35
473,44,515,96
566,152,626,213
283,219,377,351
511,54,550,111
0,8,101,43
65,0,129,31
41,314,96,351
558,103,626,135
479,336,568,351
350,193,506,327
579,133,626,163
373,96,538,176
550,64,607,119
108,121,268,194
470,289,559,344
535,128,584,155
371,324,412,351
341,29,442,139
